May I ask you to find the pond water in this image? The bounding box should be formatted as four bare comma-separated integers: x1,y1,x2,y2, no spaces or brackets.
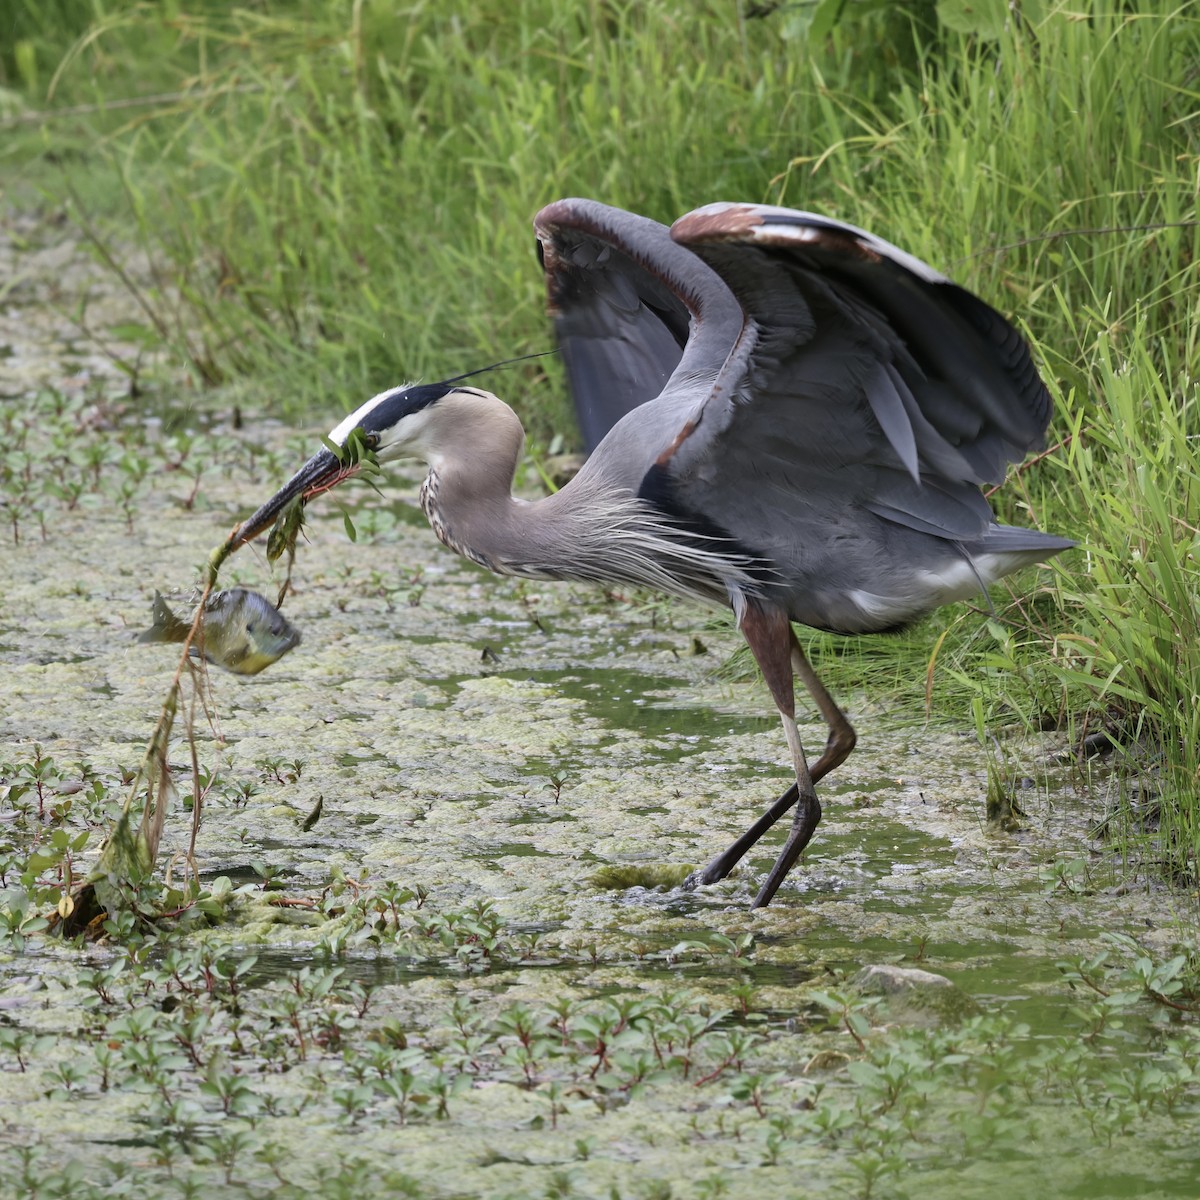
1,206,1197,1200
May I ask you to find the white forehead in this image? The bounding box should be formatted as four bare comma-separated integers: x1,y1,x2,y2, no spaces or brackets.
327,384,415,445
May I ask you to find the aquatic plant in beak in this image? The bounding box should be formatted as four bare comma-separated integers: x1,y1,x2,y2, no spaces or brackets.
209,425,383,582
58,414,384,934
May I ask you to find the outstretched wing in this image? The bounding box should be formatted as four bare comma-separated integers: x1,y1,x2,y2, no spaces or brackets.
534,199,741,453
657,203,1055,547
532,199,1067,632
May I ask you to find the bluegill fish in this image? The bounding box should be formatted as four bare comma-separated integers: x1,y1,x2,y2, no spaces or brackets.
137,588,301,675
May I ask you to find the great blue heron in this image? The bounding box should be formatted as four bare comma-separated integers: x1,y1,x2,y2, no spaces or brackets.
231,198,1073,908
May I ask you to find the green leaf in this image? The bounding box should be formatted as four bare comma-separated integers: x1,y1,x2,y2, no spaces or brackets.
809,0,848,41
937,0,1009,39
14,41,38,91
108,322,164,348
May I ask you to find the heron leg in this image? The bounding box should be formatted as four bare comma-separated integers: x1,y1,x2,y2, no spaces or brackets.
685,625,856,900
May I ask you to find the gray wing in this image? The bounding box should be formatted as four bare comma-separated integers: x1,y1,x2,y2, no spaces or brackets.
534,199,741,453
533,200,1067,632
658,203,1056,547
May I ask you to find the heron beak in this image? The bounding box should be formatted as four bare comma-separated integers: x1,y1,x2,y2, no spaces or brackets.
228,446,346,548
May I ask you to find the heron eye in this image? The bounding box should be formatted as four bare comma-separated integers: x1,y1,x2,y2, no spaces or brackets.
364,432,381,450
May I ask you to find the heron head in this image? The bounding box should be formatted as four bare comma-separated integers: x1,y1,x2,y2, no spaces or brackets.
231,380,493,548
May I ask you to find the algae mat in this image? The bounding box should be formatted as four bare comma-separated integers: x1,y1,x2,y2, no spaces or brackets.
1,207,1198,1200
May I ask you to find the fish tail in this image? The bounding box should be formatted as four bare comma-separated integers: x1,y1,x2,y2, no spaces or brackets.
136,592,190,644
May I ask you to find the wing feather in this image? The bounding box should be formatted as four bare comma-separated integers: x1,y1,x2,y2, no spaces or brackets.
689,205,1050,458
534,199,740,452
531,199,1068,632
664,203,1057,544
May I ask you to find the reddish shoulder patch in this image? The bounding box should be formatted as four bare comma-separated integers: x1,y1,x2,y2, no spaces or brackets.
655,417,700,467
672,205,762,245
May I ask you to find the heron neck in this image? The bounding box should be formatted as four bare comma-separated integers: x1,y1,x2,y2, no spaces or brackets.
416,433,620,581
408,391,749,601
413,396,537,573
416,456,598,580
418,448,747,607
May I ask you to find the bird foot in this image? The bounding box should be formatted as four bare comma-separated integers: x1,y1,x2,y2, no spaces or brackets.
680,864,725,892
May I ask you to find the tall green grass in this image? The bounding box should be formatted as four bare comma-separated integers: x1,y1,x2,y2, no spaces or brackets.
11,4,1195,431
17,1,852,417
6,0,1200,880
1051,329,1199,871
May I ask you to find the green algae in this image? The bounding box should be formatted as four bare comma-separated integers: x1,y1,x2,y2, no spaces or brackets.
4,431,1198,1197
589,863,697,891
2,216,1200,1200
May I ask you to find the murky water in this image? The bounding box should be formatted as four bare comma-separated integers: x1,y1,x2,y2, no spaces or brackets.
1,207,1197,1200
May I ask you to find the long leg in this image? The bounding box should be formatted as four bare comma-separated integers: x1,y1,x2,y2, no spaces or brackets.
684,623,856,902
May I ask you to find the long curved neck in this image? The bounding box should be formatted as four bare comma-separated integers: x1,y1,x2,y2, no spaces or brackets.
411,391,749,604
413,391,531,573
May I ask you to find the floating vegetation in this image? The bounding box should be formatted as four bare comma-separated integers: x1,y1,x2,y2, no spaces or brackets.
590,862,696,891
